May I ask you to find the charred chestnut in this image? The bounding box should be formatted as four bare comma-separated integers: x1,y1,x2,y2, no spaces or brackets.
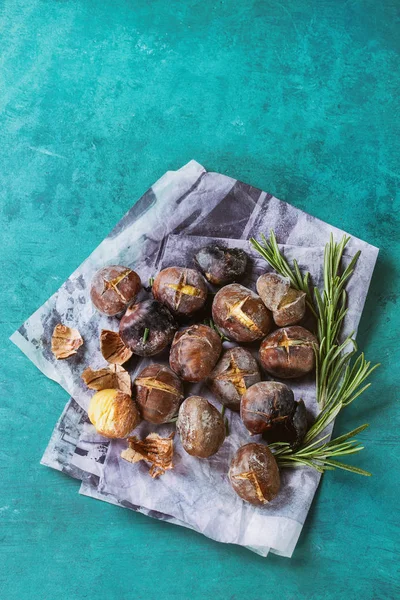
153,267,207,316
208,347,261,411
134,364,184,424
169,324,222,382
119,300,177,357
259,326,317,379
194,244,248,285
256,273,306,326
229,443,280,505
177,396,226,458
212,284,272,342
90,265,141,316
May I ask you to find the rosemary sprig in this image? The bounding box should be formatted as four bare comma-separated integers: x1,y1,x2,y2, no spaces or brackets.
148,276,155,287
142,328,150,343
204,318,230,342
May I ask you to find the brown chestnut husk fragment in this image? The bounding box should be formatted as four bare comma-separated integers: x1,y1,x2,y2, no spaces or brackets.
177,396,226,458
212,284,272,342
51,323,83,359
229,443,280,505
240,381,307,449
134,364,184,424
119,300,177,357
90,266,141,316
193,244,248,285
100,329,133,365
256,273,306,326
121,432,175,478
169,324,222,382
152,267,207,317
208,347,261,411
259,326,317,379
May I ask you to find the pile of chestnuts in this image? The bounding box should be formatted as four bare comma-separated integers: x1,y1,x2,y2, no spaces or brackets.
80,242,318,506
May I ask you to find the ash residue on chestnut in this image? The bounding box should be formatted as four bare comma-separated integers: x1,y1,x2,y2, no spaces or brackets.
259,325,318,379
90,265,141,316
256,273,306,327
177,396,226,458
169,324,222,382
152,267,207,316
229,443,280,505
194,244,248,285
119,300,177,357
208,347,261,411
134,364,184,424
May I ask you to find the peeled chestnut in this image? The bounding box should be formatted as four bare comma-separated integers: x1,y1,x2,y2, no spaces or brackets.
256,273,306,326
229,443,280,505
193,244,248,285
90,265,141,316
212,284,272,342
259,326,317,379
169,324,222,382
119,299,177,357
134,364,184,424
152,267,207,316
240,381,307,448
177,396,226,458
88,389,140,438
208,347,261,411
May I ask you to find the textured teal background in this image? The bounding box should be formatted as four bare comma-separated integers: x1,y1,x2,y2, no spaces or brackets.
1,1,399,598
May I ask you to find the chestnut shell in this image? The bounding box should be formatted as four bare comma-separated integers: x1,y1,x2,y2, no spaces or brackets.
134,364,184,424
212,284,272,342
169,324,222,382
259,326,317,379
229,443,280,505
193,244,248,285
90,266,141,316
119,300,177,357
177,396,226,458
152,267,207,316
208,347,261,411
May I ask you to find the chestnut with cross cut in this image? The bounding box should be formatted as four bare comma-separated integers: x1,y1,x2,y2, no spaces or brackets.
208,347,261,411
259,326,318,379
134,364,184,424
90,265,141,316
229,443,280,505
169,323,222,382
152,267,207,317
212,283,272,342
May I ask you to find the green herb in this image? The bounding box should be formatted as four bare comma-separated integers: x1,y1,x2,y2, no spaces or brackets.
205,318,230,342
148,277,155,287
142,328,150,343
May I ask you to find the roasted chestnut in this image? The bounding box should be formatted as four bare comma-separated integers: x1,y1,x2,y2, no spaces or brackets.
177,396,226,458
88,389,140,438
240,381,307,448
256,273,306,326
229,443,280,505
90,265,141,316
152,267,207,316
119,300,177,357
194,244,248,285
212,284,272,342
259,326,317,379
208,347,261,410
134,364,184,424
169,324,222,382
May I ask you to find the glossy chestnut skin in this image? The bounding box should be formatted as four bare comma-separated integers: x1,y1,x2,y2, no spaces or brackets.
193,244,248,285
240,381,307,449
229,443,280,505
256,273,306,327
169,324,222,382
90,266,141,316
212,284,272,342
177,396,226,458
208,347,261,411
119,300,177,357
259,326,317,379
134,364,184,424
153,267,207,316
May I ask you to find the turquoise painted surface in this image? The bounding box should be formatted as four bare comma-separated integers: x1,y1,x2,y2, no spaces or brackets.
1,0,399,598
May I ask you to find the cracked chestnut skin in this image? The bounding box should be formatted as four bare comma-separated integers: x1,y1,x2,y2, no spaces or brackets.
259,325,317,379
177,396,226,458
229,443,280,505
212,284,272,342
169,324,222,382
119,299,177,357
90,265,141,316
208,347,261,411
193,244,248,285
134,364,184,424
153,267,208,317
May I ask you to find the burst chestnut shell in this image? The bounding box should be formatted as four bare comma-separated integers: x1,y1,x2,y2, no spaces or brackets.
134,364,184,424
152,267,207,316
259,326,317,378
229,443,280,505
90,265,141,316
88,389,140,438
